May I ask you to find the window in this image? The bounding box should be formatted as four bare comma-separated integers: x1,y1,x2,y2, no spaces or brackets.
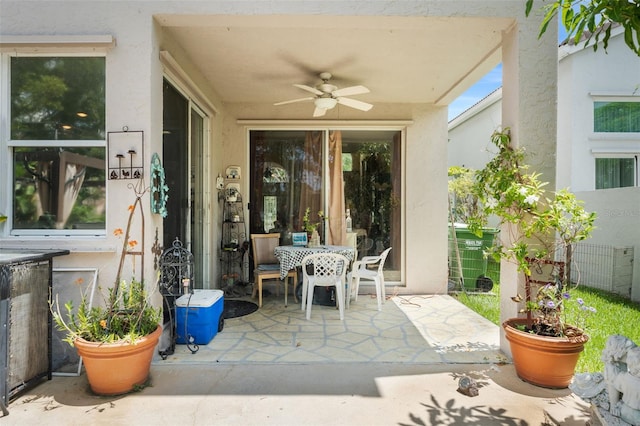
7,56,106,232
249,129,402,281
595,157,637,189
594,101,640,133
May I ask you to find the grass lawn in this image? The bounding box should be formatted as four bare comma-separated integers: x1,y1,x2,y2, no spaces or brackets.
452,283,640,373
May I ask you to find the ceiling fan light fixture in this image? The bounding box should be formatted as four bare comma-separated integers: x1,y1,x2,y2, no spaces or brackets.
275,73,372,117
314,97,337,110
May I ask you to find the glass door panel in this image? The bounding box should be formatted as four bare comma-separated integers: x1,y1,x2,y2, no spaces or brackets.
341,130,401,280
249,130,324,244
249,129,401,282
162,80,188,245
190,110,206,284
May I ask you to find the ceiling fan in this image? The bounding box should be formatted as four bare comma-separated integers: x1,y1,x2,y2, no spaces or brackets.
274,72,373,117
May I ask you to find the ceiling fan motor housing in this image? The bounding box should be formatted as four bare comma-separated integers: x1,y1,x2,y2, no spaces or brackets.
273,70,373,117
318,83,337,94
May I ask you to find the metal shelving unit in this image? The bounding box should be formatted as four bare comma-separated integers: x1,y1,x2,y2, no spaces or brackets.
220,194,246,290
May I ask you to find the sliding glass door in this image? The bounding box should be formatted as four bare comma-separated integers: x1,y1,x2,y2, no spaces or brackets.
163,79,210,287
249,129,401,280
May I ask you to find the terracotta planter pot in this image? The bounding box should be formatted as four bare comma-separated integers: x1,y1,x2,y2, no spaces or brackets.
503,318,587,389
74,325,162,395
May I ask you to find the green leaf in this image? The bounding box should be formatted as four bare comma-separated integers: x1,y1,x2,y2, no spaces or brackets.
529,0,640,57
525,0,534,17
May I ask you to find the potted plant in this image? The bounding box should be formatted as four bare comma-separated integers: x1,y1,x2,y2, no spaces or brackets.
302,207,324,243
52,183,162,395
468,128,597,388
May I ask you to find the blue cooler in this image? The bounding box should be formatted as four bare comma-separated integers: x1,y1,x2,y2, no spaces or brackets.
175,289,224,345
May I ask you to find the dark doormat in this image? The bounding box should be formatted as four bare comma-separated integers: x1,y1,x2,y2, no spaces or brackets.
223,300,258,319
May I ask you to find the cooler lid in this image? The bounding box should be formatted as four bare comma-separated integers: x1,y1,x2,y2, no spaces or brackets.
176,289,224,307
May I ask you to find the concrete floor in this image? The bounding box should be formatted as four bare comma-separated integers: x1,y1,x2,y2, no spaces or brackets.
2,294,595,425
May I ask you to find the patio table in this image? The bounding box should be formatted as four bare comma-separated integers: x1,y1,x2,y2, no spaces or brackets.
274,245,355,280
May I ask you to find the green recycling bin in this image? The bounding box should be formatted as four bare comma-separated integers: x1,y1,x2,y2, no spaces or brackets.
448,223,498,291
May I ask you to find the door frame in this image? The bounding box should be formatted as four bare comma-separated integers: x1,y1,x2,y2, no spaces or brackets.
161,72,214,288
243,124,407,285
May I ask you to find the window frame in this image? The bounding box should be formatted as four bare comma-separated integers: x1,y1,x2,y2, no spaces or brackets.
593,100,640,133
1,51,107,238
591,93,640,137
593,153,639,190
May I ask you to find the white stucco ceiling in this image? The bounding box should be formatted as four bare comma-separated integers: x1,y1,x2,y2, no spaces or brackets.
157,15,512,109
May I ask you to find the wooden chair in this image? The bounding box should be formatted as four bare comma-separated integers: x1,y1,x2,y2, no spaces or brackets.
250,233,297,307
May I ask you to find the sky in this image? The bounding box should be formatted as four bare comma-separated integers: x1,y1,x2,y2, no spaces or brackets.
448,21,569,121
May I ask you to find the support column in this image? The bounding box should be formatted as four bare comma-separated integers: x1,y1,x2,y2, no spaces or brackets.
500,10,558,355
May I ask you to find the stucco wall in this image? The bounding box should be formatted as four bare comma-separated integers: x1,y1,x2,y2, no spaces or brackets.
558,30,640,191
499,19,559,355
222,102,449,295
0,2,226,292
0,3,164,291
0,0,557,313
577,188,640,302
448,89,502,171
404,105,450,294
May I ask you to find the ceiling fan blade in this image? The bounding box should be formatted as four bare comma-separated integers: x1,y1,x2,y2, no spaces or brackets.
337,97,373,112
274,97,314,106
313,107,327,117
331,85,370,97
294,84,323,96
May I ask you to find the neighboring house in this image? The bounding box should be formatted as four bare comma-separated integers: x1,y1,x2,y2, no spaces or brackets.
448,87,503,171
448,27,640,301
0,1,559,355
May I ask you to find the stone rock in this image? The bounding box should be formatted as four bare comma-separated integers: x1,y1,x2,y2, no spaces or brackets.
570,372,606,398
457,375,479,397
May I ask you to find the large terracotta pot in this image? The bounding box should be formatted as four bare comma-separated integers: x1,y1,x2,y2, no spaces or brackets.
503,318,587,389
74,325,162,395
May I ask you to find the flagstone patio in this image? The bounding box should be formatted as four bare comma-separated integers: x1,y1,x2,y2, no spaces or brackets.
159,294,505,366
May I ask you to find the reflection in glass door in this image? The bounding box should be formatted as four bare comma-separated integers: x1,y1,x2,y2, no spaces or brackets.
249,130,324,242
162,80,188,246
341,130,401,280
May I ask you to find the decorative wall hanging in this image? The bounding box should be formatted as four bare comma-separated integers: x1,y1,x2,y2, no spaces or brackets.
225,165,241,180
150,153,169,217
107,128,144,180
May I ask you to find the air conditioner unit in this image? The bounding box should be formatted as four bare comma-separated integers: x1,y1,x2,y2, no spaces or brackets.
572,244,633,298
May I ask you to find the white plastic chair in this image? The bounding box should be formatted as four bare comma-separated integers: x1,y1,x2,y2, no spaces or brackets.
300,253,348,321
347,247,392,311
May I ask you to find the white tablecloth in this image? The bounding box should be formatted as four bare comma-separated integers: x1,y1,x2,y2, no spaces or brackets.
273,245,356,280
